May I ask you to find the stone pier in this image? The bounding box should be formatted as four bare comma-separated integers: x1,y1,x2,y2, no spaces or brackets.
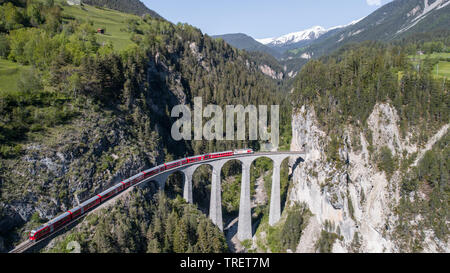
237,158,254,241
209,161,226,231
181,165,198,204
148,152,303,239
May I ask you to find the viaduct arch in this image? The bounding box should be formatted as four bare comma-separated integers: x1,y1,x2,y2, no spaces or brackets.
147,152,304,241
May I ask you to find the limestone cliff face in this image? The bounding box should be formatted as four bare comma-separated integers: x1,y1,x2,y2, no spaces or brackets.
258,65,284,80
289,103,449,253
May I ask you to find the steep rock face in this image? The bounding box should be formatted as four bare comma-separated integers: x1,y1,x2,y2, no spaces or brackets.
289,103,448,252
0,110,164,247
258,65,284,80
0,51,192,250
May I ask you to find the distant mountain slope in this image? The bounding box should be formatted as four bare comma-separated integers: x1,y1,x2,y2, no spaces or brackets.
255,19,363,56
82,0,162,18
252,0,450,73
307,0,450,57
220,0,449,62
212,33,281,58
256,26,327,48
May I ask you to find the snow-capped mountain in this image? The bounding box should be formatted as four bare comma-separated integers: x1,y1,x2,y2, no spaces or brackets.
256,26,327,47
256,18,362,48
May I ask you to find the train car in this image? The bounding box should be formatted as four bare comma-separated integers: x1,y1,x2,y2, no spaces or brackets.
145,166,160,177
129,172,144,185
143,170,156,180
80,195,101,213
121,178,132,189
210,150,234,159
164,160,182,170
98,185,118,202
233,148,254,155
29,149,257,241
30,223,51,241
48,211,72,231
187,156,203,163
68,205,83,220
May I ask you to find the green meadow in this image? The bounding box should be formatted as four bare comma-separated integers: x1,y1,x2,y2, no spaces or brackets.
61,4,139,51
407,52,450,80
433,61,450,79
0,59,30,94
0,3,140,94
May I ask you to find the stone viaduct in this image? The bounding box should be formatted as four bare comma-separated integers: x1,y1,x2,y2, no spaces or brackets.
147,152,304,241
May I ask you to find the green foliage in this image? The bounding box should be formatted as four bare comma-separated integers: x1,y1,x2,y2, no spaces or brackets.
30,211,43,224
49,189,228,253
61,4,138,51
82,0,161,18
377,146,396,178
0,0,291,248
347,194,355,221
241,239,252,249
47,232,88,253
350,232,362,253
279,204,307,251
0,34,9,57
422,41,447,54
0,67,76,156
0,2,25,32
326,134,342,166
314,220,344,253
292,42,449,147
0,143,22,158
222,175,241,215
266,202,310,252
315,230,340,253
395,132,449,251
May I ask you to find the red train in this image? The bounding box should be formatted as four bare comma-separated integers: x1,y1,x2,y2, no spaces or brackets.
29,149,253,241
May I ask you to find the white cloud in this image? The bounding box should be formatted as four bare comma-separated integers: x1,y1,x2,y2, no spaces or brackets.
366,0,382,6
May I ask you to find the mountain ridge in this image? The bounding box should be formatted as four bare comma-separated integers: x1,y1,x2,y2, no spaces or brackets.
256,17,363,49
296,0,450,58
81,0,162,18
212,33,281,58
215,0,449,61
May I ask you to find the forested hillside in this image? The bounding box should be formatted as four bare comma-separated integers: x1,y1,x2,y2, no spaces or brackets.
0,0,289,252
47,189,228,253
306,0,450,58
212,33,281,59
292,39,449,139
279,36,449,253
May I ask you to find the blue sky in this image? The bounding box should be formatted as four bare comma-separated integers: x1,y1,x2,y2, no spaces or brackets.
142,0,393,39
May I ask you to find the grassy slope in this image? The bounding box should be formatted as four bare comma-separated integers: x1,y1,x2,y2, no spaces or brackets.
0,4,138,94
433,61,450,79
61,4,138,51
0,59,30,93
408,52,450,79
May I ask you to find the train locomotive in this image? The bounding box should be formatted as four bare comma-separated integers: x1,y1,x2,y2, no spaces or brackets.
29,149,254,241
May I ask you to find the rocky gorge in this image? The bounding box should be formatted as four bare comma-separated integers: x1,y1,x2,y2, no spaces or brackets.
285,103,449,252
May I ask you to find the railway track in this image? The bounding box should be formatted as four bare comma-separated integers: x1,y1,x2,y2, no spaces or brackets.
9,240,35,253
8,151,305,253
8,214,88,253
